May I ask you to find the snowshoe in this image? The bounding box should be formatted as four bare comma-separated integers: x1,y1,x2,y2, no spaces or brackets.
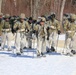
71,50,76,55
37,54,41,58
42,54,46,57
51,46,55,52
16,53,21,56
29,46,32,49
64,53,73,57
47,50,50,53
7,49,11,51
23,46,27,49
41,53,46,57
46,48,52,53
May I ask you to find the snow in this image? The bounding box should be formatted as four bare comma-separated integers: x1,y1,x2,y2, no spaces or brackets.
0,34,76,75
0,51,76,75
58,34,65,40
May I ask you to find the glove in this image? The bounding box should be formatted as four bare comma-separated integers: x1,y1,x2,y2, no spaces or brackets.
16,27,19,30
47,27,49,30
58,30,61,35
26,29,29,33
33,30,36,33
47,37,49,40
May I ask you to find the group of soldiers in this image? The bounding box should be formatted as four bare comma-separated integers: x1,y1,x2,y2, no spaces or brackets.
0,12,76,57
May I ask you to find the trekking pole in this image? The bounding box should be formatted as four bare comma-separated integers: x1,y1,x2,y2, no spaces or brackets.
63,39,66,53
56,34,59,52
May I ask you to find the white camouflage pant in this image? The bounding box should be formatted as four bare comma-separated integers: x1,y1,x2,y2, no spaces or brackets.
46,31,57,50
15,32,21,53
37,37,46,55
26,32,32,48
32,33,37,49
15,32,28,53
64,33,76,53
1,32,12,50
20,32,27,50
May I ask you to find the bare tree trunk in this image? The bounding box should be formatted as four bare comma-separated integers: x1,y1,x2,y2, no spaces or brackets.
0,0,2,13
33,0,40,19
30,0,33,17
60,0,66,23
33,0,36,18
60,0,66,33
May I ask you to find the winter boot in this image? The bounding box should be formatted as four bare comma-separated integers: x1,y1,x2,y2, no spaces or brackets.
0,43,1,46
41,52,46,57
23,46,27,49
46,47,51,53
20,48,23,53
51,46,55,52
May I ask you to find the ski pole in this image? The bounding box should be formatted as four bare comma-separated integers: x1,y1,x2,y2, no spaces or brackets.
56,34,59,52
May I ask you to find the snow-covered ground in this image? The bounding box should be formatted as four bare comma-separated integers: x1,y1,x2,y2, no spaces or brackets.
0,34,76,75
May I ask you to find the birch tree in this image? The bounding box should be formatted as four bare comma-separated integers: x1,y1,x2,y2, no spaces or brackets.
33,0,40,19
60,0,66,33
30,0,33,17
0,0,2,13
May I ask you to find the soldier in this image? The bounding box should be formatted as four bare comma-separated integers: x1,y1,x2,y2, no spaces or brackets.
63,14,76,55
27,17,33,48
0,13,3,36
10,16,16,34
46,13,61,53
1,14,12,51
37,17,47,57
31,19,38,48
0,13,3,46
13,13,30,55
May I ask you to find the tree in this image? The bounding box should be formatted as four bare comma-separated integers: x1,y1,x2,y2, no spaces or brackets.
0,0,2,13
33,0,40,19
60,0,66,33
30,0,33,17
